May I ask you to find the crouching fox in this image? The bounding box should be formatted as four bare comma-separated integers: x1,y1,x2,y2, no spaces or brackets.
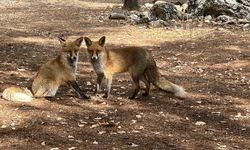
84,36,187,99
2,37,90,102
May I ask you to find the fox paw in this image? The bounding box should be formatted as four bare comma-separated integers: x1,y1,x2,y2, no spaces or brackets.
82,95,91,100
142,92,149,97
128,96,135,99
102,94,108,99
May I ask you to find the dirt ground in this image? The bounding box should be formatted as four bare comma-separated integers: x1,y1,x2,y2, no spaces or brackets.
0,0,249,150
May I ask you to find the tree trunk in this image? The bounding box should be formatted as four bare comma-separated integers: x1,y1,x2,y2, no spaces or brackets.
123,0,139,10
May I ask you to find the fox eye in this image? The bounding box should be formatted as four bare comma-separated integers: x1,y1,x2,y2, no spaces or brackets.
87,50,92,54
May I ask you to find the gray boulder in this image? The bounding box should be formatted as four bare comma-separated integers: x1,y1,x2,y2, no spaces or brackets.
187,0,250,18
151,2,178,21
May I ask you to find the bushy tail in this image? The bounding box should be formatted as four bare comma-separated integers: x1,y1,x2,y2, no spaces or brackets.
2,86,34,102
145,57,187,98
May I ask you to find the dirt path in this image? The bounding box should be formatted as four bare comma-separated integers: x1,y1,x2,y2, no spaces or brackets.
0,0,249,149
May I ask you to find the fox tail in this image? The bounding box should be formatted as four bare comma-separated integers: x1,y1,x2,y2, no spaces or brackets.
2,86,34,102
145,57,187,98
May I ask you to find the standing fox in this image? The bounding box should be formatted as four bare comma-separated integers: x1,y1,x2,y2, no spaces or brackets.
84,36,187,99
2,37,90,102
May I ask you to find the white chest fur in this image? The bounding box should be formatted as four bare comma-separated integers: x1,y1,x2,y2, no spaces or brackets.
91,58,104,74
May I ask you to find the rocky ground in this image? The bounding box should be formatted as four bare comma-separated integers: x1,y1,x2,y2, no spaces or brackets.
0,0,249,149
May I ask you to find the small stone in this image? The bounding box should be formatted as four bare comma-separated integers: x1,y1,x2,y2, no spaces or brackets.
132,130,140,133
131,120,137,124
195,121,206,126
86,81,92,86
41,141,46,146
98,131,106,135
196,101,202,104
1,125,7,128
68,135,74,139
94,117,102,120
90,124,99,128
78,124,85,127
120,86,126,89
117,131,126,134
68,147,76,150
243,23,249,28
136,115,142,119
129,143,139,147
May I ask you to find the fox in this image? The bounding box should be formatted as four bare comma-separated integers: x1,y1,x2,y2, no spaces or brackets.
2,36,90,102
84,36,187,99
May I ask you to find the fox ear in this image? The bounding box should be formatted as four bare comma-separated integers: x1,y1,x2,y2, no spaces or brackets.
84,37,92,47
58,36,66,47
98,36,106,47
75,37,84,47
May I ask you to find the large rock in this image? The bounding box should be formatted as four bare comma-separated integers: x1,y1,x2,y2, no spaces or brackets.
151,2,178,21
128,10,154,24
187,0,250,18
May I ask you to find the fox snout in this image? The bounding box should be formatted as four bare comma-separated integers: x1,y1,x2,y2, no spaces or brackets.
72,56,77,60
91,56,98,60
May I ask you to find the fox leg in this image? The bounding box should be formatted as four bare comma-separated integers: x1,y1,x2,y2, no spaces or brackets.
141,74,150,97
103,75,112,98
94,73,104,95
129,75,140,99
33,86,48,98
67,80,90,99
